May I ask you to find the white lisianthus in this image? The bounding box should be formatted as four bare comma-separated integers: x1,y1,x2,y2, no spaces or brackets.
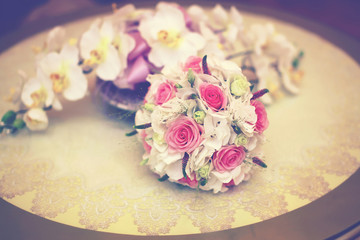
201,163,252,193
80,19,135,80
188,145,215,172
138,4,205,67
229,98,257,136
23,108,49,131
38,44,88,104
203,115,231,150
150,98,190,134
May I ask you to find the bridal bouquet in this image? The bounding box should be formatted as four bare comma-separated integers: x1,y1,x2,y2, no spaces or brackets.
133,56,268,193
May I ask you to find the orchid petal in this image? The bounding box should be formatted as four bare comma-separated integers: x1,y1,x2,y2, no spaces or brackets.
80,26,101,59
96,45,121,80
63,65,88,101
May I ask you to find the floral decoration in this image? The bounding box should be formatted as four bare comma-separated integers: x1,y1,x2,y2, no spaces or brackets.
133,55,269,193
0,2,303,135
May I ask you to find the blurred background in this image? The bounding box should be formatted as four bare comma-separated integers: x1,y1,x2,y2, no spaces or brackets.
0,0,359,40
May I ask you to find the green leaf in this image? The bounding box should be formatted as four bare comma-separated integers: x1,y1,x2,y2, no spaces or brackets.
158,174,169,182
199,178,207,186
133,123,151,129
1,110,16,124
187,68,195,87
189,94,198,99
12,118,26,129
175,83,183,89
140,158,149,166
125,130,138,137
231,124,242,135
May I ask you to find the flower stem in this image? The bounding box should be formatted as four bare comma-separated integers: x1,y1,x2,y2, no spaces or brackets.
250,89,269,100
182,152,189,179
202,55,211,75
125,130,138,136
158,174,169,182
252,157,267,168
226,50,253,60
133,123,151,129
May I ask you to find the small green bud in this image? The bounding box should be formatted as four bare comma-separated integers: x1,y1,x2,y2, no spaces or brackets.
189,94,198,99
140,158,149,166
153,132,165,145
235,134,248,146
194,111,206,124
144,103,155,112
198,163,210,179
299,50,304,58
1,110,17,124
292,58,299,69
230,75,250,96
231,124,242,135
187,68,195,87
199,178,207,186
175,83,183,89
12,118,26,130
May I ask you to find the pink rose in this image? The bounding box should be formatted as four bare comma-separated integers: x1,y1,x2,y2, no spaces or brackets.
212,145,245,173
199,83,227,112
165,116,203,153
251,100,269,134
223,179,235,188
178,175,198,188
155,81,176,105
140,131,152,153
183,56,202,74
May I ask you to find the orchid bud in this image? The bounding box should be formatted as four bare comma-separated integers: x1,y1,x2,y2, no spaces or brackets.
23,108,49,131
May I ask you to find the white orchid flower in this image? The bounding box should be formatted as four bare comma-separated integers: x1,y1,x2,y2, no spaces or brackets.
23,108,49,131
207,5,244,46
45,26,66,52
80,19,135,81
187,5,208,31
38,44,87,104
244,23,299,101
197,22,226,59
111,4,153,30
21,68,60,110
138,4,205,67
